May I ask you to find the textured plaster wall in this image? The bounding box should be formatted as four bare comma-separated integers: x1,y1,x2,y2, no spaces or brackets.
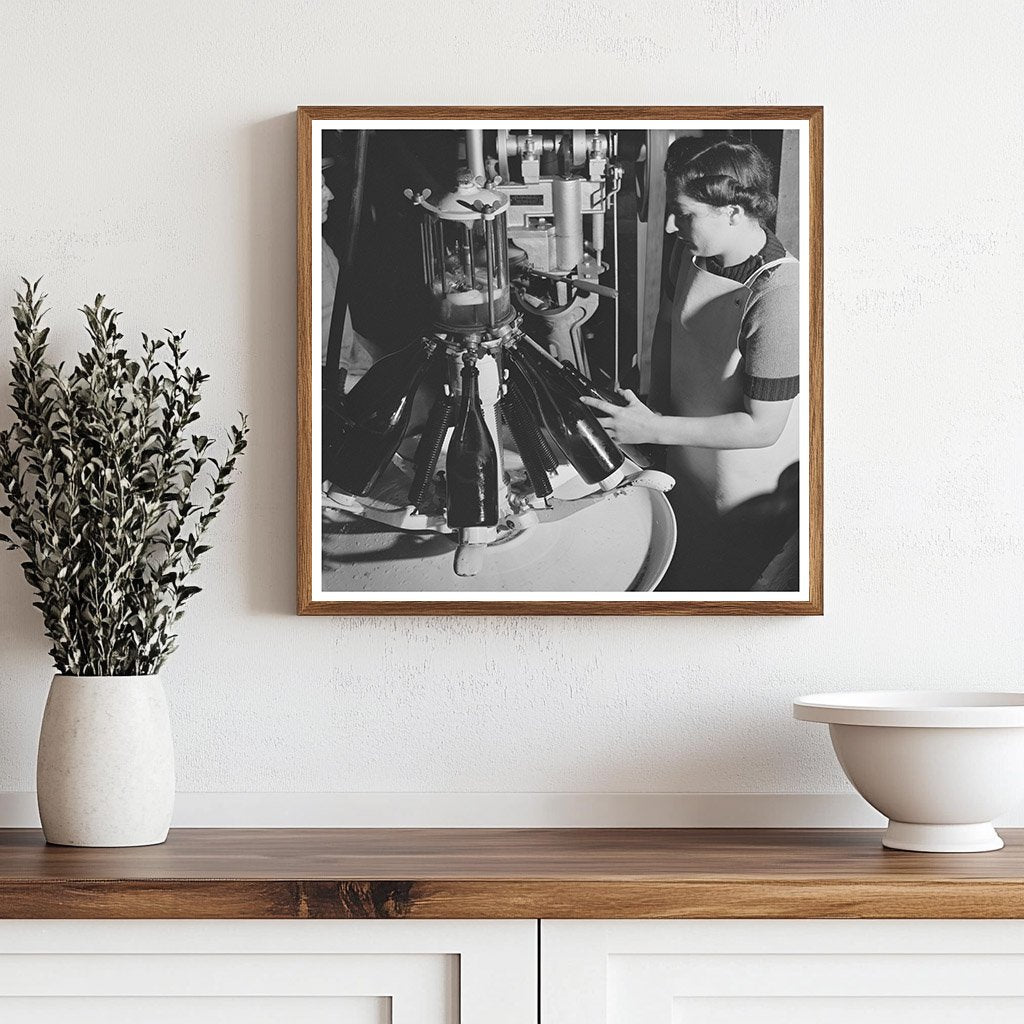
0,1,1021,813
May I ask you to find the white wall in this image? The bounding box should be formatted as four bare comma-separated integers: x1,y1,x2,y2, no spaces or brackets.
0,0,1021,826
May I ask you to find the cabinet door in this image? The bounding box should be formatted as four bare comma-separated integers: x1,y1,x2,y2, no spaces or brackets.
542,919,1024,1023
0,919,536,1024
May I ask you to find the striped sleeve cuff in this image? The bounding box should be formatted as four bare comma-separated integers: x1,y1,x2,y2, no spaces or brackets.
744,374,799,401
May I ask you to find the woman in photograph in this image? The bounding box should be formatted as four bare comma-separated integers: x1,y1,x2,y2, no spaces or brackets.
581,138,800,591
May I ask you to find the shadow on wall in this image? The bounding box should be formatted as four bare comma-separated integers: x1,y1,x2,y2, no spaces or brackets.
243,114,300,617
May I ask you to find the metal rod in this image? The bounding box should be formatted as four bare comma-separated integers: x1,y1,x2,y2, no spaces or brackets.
611,176,620,391
483,217,495,328
419,215,430,287
434,221,447,296
528,268,617,299
494,217,504,288
462,223,474,280
466,128,485,181
518,331,562,367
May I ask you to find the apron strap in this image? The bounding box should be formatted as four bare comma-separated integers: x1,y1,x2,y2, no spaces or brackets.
740,255,798,324
742,253,798,288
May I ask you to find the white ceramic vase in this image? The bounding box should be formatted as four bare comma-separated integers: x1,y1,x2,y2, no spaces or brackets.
36,675,175,847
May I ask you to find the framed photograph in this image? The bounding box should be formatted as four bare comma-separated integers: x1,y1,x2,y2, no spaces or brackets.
298,106,822,615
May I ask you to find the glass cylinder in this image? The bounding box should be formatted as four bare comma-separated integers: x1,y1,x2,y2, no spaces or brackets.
418,176,512,332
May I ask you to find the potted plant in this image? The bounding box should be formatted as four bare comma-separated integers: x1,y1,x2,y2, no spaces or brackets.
0,279,248,847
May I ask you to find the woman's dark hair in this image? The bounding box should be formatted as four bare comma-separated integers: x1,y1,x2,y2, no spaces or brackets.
664,139,777,223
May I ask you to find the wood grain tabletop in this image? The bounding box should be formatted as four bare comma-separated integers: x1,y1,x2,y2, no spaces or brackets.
1,828,1022,919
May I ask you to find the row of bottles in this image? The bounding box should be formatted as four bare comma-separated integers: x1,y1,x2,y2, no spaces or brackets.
323,333,633,519
504,341,625,489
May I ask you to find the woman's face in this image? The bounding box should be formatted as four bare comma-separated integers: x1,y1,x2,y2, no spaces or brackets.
321,174,334,224
665,190,732,258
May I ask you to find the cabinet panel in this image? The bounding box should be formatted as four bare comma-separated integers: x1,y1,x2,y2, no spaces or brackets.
543,920,1024,1024
0,997,389,1024
675,998,1023,1024
0,919,536,1024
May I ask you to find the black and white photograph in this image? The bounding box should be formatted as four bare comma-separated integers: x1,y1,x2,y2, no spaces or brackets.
300,110,822,613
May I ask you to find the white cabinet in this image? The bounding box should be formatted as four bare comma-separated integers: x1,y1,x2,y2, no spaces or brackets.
0,920,537,1024
542,920,1024,1023
8,916,1024,1022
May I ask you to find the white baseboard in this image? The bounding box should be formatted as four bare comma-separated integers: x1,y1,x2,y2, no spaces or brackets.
3,791,1021,829
0,791,878,828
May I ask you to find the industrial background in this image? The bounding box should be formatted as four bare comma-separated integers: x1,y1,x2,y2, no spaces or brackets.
317,124,802,595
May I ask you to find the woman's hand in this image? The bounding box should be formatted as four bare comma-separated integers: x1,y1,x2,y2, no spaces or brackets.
579,390,663,444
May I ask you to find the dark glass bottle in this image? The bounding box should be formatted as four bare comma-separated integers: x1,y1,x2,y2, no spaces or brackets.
501,363,554,499
324,338,438,497
556,361,653,469
445,359,499,528
516,345,651,468
340,338,436,422
558,360,627,407
506,345,624,487
517,343,623,410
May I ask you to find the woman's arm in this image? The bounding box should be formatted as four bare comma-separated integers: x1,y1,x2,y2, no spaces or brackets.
580,390,794,450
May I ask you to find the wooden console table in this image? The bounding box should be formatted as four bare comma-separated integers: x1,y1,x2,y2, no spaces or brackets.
4,828,1024,1020
2,827,1023,919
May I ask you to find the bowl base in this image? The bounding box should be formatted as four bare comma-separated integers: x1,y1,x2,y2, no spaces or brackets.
882,821,1004,853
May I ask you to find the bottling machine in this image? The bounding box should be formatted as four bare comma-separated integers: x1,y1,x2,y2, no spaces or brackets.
323,128,674,579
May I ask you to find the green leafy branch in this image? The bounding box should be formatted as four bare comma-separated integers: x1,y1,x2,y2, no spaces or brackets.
0,279,249,675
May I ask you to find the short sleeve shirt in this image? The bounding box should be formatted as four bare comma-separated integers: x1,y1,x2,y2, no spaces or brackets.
699,230,800,402
736,259,800,401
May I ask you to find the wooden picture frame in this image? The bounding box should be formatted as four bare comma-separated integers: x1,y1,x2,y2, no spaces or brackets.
298,106,823,615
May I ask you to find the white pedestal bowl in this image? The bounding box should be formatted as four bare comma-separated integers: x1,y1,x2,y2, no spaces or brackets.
793,691,1024,852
